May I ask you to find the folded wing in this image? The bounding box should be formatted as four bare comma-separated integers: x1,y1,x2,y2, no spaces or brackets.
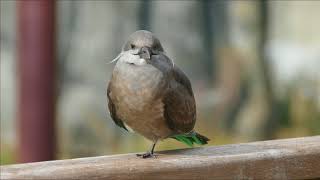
163,66,196,134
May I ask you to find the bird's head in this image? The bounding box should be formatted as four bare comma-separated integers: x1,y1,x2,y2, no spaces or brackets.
122,30,164,60
109,30,169,66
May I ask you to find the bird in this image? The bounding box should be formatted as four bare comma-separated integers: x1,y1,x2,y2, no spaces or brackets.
107,30,209,158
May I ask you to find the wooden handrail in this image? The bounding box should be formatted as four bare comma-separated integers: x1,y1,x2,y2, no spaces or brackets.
1,136,320,179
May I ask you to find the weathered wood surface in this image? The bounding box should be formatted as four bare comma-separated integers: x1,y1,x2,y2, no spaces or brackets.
1,136,320,179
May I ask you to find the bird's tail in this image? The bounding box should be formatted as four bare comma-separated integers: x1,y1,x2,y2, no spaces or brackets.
171,131,210,147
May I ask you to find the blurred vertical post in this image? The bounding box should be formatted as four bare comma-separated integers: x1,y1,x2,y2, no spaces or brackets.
258,1,278,138
202,0,228,85
138,0,151,30
202,0,215,84
17,0,56,162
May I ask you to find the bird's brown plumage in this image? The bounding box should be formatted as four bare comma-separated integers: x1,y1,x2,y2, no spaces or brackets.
163,66,196,134
107,30,196,143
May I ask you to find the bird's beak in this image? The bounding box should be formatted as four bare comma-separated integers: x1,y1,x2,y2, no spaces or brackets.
138,47,151,60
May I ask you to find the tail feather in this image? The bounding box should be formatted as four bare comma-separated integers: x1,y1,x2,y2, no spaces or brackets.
172,131,210,147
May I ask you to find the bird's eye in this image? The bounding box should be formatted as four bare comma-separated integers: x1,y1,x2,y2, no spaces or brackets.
130,44,135,49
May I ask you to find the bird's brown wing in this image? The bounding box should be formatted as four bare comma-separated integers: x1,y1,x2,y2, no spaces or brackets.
107,81,128,131
163,66,196,134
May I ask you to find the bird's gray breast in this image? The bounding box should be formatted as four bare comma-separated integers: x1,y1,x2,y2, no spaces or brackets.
112,61,165,111
109,55,174,140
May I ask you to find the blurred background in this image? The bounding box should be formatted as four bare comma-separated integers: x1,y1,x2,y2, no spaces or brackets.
1,0,319,165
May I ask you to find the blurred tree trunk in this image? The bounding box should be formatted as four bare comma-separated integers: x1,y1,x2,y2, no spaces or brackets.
204,1,250,131
202,0,229,85
257,1,279,139
229,1,279,141
138,0,151,30
202,0,215,84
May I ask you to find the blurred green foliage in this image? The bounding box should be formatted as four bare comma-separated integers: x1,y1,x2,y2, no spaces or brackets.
0,143,15,165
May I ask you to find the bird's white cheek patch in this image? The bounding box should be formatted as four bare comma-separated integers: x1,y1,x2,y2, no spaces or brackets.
137,58,147,65
124,58,147,66
126,58,147,66
120,52,147,66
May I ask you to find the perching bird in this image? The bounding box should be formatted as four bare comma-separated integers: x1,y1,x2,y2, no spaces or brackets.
107,30,209,158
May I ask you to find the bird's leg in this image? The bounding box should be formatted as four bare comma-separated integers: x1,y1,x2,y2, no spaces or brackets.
136,141,157,158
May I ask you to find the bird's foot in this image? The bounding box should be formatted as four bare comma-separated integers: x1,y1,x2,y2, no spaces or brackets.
136,152,156,158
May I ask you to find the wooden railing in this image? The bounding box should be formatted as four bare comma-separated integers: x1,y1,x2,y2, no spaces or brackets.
1,136,320,179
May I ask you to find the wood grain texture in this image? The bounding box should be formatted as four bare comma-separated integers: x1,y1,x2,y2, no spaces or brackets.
1,136,320,180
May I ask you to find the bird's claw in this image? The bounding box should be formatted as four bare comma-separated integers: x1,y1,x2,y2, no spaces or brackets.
136,152,156,158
